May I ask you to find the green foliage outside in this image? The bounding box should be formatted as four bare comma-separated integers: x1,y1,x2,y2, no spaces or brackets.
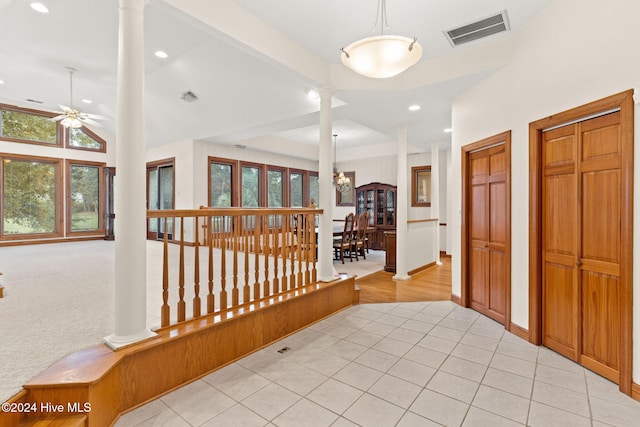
268,170,282,207
3,160,56,234
242,166,259,207
70,165,100,231
210,163,232,207
69,128,101,149
1,109,57,144
290,173,303,207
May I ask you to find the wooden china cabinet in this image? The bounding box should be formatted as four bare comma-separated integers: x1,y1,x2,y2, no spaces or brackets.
356,182,396,250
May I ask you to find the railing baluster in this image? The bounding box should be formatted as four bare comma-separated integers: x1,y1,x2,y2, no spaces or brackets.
273,215,279,294
289,215,296,288
178,217,186,322
243,216,250,304
263,216,270,298
207,216,215,314
193,216,201,318
220,217,227,311
304,214,311,284
281,214,288,292
161,218,170,327
310,210,317,283
253,215,261,300
296,213,303,287
232,216,239,307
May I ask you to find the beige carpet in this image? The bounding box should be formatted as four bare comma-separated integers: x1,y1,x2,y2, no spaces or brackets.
0,240,384,402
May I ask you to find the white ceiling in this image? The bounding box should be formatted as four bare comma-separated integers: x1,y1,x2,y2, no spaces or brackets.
0,0,553,160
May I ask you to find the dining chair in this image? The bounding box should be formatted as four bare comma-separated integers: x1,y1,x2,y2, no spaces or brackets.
333,212,355,263
352,212,368,260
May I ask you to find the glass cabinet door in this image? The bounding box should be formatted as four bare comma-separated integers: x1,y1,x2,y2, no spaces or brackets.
386,190,395,226
357,190,365,215
377,190,385,225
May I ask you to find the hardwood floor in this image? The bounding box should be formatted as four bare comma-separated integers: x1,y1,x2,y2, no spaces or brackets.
357,257,452,303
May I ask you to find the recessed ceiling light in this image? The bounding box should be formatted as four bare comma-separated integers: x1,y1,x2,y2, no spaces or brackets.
408,105,421,111
0,80,4,85
444,128,452,133
30,2,49,14
154,50,168,59
81,99,92,104
307,89,319,99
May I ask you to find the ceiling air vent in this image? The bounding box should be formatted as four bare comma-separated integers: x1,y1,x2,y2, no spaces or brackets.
180,90,198,102
444,10,510,47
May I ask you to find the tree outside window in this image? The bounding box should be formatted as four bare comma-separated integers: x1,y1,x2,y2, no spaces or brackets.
70,165,100,232
2,158,58,234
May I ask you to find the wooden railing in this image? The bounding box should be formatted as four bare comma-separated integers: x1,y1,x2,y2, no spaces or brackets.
147,205,321,328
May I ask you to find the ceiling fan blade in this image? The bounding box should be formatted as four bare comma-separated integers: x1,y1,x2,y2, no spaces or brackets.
50,114,67,121
59,104,74,113
81,113,107,120
80,117,103,128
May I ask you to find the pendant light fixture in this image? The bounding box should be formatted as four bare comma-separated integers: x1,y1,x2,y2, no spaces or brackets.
333,134,352,193
340,0,422,78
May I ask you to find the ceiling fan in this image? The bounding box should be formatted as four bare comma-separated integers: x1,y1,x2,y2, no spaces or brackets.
50,67,106,129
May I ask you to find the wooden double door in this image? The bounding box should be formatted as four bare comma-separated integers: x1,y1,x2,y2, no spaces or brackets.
542,111,623,383
463,131,511,327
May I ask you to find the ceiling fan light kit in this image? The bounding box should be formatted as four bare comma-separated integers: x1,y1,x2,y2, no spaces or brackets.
51,67,106,129
341,0,422,78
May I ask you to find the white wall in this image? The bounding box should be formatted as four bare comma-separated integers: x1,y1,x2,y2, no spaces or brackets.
450,0,640,381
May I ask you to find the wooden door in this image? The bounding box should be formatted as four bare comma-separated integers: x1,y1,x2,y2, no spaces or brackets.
542,112,622,383
468,144,508,324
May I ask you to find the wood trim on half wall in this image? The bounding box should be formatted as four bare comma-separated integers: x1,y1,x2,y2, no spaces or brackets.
528,90,634,396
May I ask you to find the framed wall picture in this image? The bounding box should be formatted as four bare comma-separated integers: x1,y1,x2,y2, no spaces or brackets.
411,165,431,207
335,171,355,206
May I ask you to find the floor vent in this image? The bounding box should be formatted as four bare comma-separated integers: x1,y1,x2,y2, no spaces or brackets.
444,10,510,47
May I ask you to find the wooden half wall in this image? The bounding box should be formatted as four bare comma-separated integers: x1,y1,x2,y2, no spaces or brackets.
5,276,358,427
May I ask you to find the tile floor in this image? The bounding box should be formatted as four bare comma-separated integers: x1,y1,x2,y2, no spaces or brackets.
115,301,640,426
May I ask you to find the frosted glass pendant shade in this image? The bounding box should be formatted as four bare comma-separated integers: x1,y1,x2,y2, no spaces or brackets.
341,35,422,78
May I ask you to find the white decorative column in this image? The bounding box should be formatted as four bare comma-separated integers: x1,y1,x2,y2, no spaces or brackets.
317,87,335,282
431,142,442,265
393,124,410,280
104,0,156,350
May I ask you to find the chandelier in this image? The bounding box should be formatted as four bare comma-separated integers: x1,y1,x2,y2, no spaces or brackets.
340,0,422,78
333,134,352,193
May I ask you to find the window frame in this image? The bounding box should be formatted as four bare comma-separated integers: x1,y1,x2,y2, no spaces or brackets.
208,157,238,207
1,153,63,240
0,103,63,148
66,160,106,237
288,168,306,208
239,161,264,208
65,125,107,153
266,165,287,208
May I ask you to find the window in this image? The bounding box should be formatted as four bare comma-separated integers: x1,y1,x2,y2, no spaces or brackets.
267,168,285,207
209,158,235,207
290,170,304,207
411,165,432,207
1,155,61,237
0,103,108,242
208,157,317,209
147,160,174,239
241,163,263,207
0,105,60,146
309,173,319,206
67,161,105,234
67,126,105,152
